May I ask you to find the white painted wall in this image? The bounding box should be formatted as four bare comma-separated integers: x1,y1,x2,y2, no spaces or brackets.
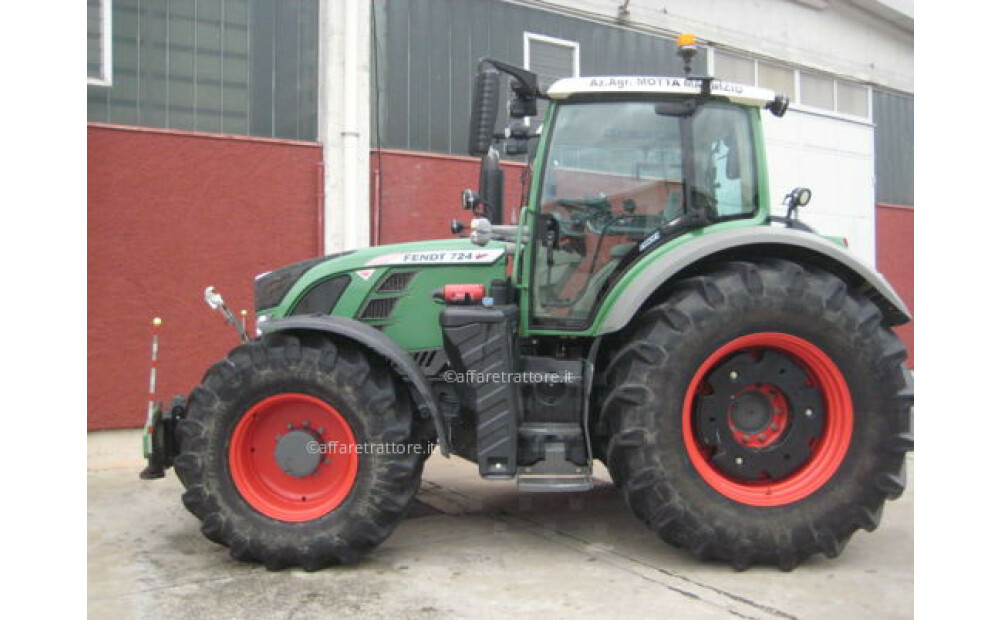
512,0,913,93
763,111,876,265
319,0,371,253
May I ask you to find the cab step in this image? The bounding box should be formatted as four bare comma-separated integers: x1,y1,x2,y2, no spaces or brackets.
517,440,593,493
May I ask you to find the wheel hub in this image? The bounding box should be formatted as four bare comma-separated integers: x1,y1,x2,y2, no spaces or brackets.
726,384,789,448
693,347,826,481
274,429,322,478
729,390,771,434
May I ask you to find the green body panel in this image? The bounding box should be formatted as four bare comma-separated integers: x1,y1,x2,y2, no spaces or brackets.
261,238,508,351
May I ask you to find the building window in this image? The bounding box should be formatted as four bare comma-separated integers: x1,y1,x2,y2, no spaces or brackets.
836,80,869,117
87,0,112,86
524,32,578,123
524,32,579,89
757,60,795,99
800,71,835,111
711,48,870,120
714,50,755,86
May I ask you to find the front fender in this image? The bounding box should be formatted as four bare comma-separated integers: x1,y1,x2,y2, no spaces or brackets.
260,315,451,456
595,226,911,335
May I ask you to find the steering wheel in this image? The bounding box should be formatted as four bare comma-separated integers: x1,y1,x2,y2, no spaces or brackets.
552,194,615,236
555,193,612,214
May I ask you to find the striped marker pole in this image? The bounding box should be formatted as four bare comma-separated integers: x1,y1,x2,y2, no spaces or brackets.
143,317,162,459
148,317,161,415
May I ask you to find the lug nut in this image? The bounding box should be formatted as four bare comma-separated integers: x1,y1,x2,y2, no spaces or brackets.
804,408,814,418
771,423,779,430
735,457,744,466
757,434,766,441
729,371,739,381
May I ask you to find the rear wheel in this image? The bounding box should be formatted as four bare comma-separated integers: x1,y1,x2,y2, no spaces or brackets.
599,259,913,570
174,332,425,570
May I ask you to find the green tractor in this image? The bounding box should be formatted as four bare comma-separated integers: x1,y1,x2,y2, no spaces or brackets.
142,37,913,571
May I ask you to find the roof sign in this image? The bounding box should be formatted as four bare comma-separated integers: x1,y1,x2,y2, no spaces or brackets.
547,76,777,108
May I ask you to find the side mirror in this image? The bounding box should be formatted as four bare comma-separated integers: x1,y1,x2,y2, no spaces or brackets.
479,146,504,224
467,68,501,156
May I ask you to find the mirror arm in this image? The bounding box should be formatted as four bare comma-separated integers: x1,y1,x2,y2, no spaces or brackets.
479,58,543,98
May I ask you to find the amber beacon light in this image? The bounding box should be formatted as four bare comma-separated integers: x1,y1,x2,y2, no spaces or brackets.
676,33,698,75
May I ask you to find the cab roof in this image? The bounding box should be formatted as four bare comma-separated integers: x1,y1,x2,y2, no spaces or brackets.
546,76,778,108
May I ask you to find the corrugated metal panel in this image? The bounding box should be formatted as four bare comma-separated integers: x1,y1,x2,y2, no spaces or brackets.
87,0,318,141
873,90,914,206
87,0,104,79
372,0,702,155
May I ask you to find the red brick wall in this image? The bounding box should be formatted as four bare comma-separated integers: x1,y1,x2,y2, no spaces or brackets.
88,124,322,430
875,203,914,368
370,149,526,244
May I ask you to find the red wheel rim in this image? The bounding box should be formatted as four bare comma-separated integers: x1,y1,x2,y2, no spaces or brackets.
229,393,358,522
682,333,853,506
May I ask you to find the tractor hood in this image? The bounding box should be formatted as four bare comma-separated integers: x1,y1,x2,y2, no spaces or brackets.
254,238,509,350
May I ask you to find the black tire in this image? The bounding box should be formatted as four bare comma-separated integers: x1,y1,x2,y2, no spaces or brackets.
173,332,425,570
598,258,913,570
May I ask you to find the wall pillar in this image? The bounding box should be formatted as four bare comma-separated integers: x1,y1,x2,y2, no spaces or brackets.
318,0,371,253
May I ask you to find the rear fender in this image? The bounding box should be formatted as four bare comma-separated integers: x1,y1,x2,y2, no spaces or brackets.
596,226,911,335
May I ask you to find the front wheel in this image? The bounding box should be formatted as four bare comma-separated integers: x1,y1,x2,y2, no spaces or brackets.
174,332,425,570
599,259,913,570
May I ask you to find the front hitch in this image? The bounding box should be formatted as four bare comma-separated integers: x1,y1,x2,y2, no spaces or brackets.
140,396,186,480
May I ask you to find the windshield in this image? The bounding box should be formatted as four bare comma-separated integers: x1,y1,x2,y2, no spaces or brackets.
531,100,757,324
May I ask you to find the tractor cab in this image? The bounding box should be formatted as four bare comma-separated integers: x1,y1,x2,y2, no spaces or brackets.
463,44,790,332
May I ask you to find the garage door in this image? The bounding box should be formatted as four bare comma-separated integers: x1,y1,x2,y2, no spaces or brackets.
762,110,876,265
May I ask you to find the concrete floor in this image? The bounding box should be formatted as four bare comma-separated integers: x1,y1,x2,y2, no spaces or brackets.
88,430,913,619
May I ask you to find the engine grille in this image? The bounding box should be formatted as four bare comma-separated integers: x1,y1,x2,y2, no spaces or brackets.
358,296,399,321
377,271,415,293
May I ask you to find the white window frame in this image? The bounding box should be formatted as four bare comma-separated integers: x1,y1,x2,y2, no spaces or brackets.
88,0,113,86
523,32,580,79
708,47,871,123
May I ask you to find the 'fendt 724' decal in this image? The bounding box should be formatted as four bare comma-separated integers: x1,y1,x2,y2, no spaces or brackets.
365,248,505,267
